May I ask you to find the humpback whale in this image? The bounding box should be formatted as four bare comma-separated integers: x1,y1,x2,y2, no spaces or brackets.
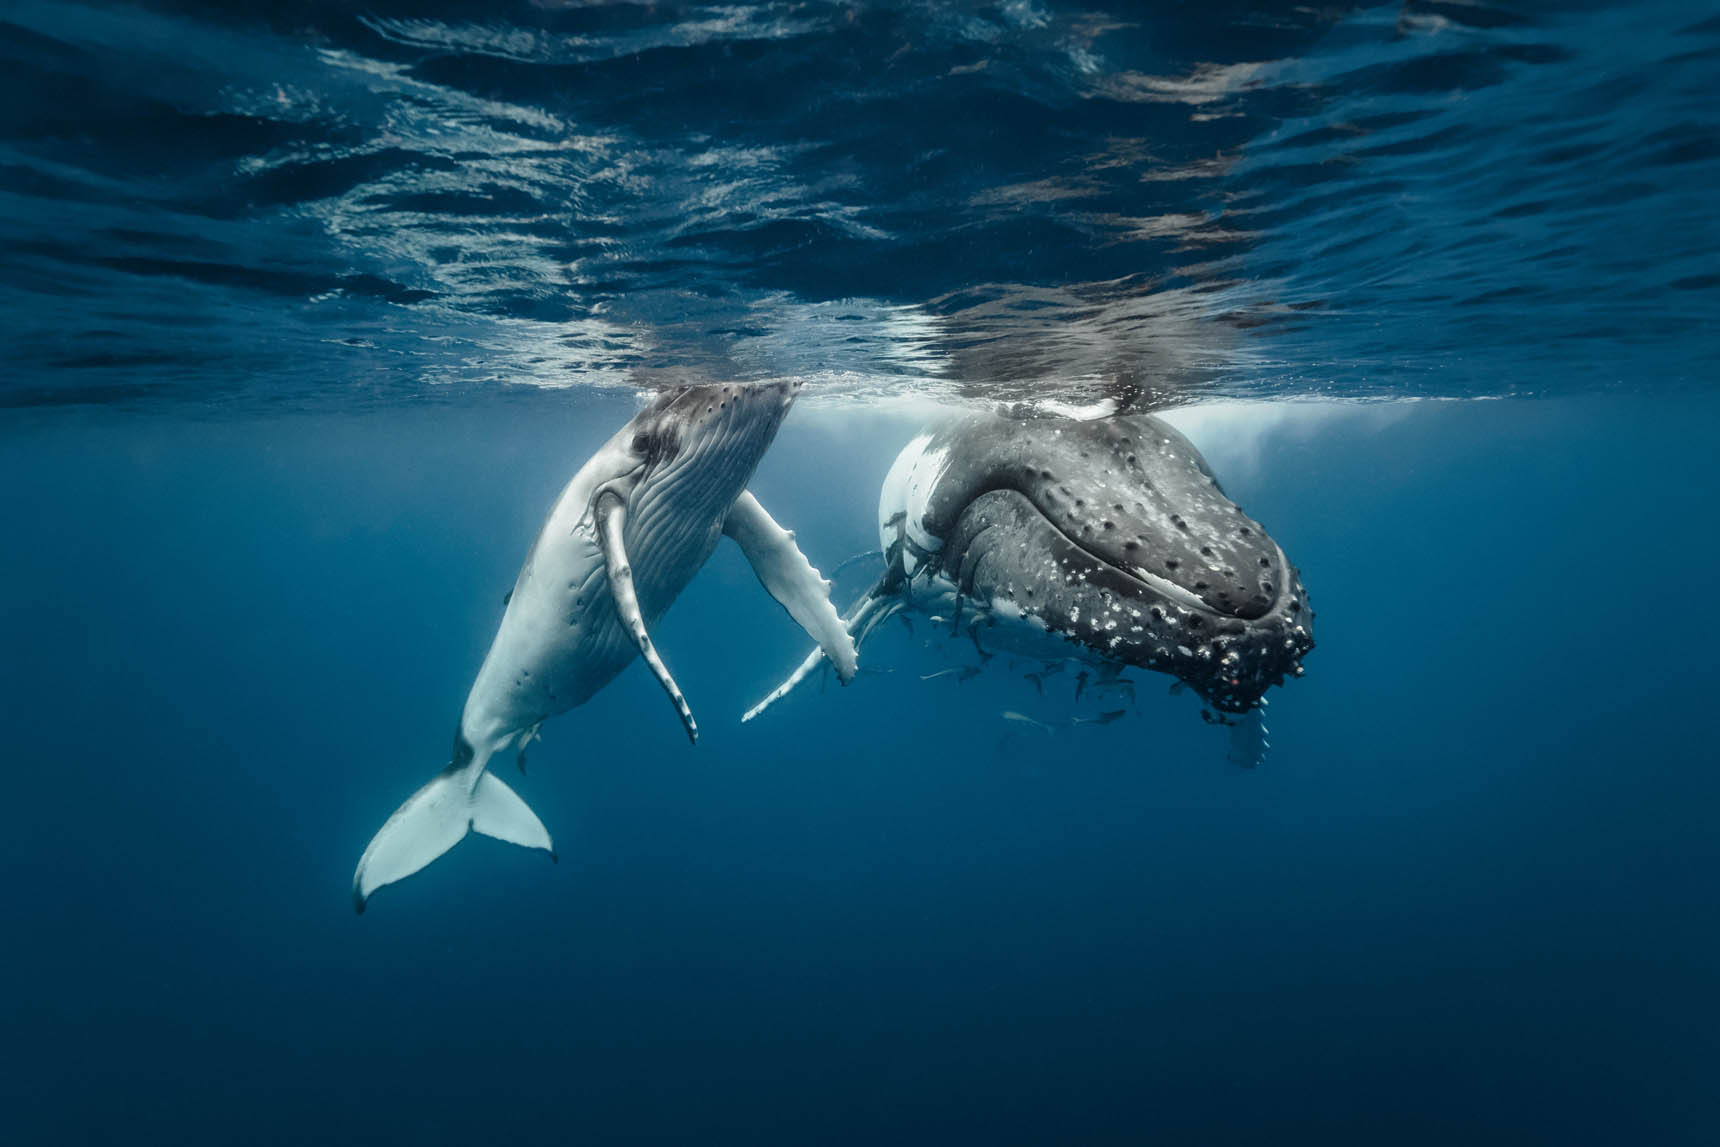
353,380,857,912
746,408,1313,738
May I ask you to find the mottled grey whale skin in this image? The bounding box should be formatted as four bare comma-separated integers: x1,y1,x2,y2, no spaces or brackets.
889,410,1313,713
746,408,1313,723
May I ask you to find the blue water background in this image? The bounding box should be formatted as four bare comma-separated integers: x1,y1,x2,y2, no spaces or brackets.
4,0,1720,1142
6,394,1719,1142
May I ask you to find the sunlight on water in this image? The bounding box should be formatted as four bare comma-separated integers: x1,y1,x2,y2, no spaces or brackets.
3,0,1714,410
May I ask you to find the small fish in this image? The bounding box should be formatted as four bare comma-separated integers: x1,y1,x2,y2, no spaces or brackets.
1092,667,1136,702
830,549,885,580
1001,710,1054,734
920,665,981,682
1074,669,1090,701
1025,659,1067,694
1071,710,1126,726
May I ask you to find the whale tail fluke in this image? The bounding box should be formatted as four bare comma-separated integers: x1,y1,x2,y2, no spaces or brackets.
352,766,554,913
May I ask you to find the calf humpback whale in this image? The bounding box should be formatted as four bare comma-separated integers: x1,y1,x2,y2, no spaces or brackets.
747,408,1313,729
353,380,857,912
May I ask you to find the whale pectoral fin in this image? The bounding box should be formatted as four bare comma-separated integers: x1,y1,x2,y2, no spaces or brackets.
723,490,859,683
742,581,899,723
742,644,826,723
594,491,699,745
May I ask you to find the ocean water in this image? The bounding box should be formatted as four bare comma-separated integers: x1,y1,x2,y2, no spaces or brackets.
3,1,1718,1144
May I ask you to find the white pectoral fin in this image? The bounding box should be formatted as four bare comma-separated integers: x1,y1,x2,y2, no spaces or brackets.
741,645,826,723
741,578,901,723
352,761,554,914
724,490,859,683
595,491,699,745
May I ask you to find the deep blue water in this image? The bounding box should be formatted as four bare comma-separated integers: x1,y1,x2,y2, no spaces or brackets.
3,1,1719,1144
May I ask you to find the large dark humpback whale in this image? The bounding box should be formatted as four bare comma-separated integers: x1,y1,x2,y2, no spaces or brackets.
746,408,1313,741
353,381,857,911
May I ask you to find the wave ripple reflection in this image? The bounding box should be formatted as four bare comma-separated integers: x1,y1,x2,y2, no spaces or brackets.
1,0,1715,411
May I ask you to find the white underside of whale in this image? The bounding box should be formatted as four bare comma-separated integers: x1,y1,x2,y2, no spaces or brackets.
353,389,856,911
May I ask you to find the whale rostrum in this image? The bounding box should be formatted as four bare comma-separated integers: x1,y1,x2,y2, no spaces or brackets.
352,380,856,912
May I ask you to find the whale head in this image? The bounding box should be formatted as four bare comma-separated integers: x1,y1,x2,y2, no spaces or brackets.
882,410,1313,713
614,379,802,520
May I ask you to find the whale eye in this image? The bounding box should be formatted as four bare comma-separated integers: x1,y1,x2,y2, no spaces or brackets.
630,426,680,465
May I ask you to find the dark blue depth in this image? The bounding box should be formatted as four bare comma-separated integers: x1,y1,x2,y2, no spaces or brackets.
4,394,1718,1143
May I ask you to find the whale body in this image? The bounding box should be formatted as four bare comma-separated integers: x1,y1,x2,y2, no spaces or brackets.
353,380,857,911
746,408,1312,736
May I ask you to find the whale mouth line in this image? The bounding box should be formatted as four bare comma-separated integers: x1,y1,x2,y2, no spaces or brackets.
994,485,1288,627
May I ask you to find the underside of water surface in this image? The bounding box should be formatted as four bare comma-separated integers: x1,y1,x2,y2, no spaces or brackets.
3,0,1715,413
